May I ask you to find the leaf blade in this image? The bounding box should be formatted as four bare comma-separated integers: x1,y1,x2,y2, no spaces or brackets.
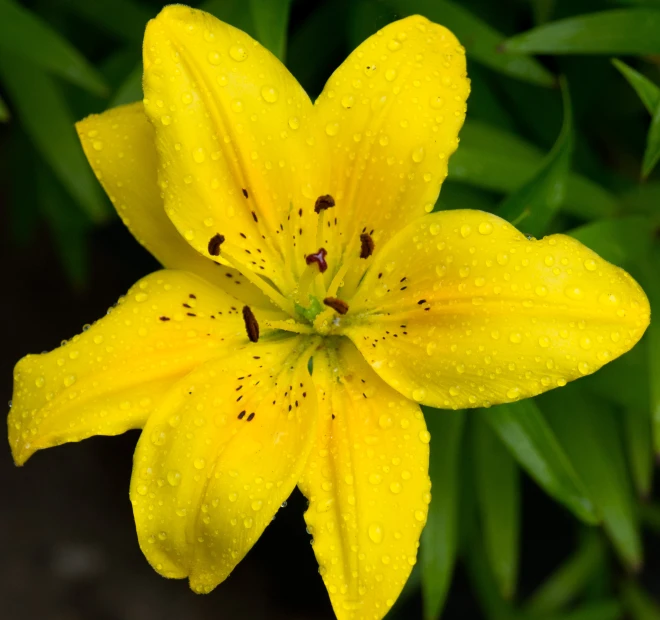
0,53,108,223
248,0,292,61
504,9,660,55
612,58,660,115
421,408,465,620
0,0,108,95
472,412,520,600
539,385,642,570
497,79,573,235
484,400,598,525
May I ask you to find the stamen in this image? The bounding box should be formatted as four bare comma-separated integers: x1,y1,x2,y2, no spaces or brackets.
264,319,315,334
314,194,335,213
323,297,349,315
326,262,350,298
360,233,374,259
207,233,225,256
305,247,328,273
242,306,260,342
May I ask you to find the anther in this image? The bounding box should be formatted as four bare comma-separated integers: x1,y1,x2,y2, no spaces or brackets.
242,306,260,342
323,297,349,315
314,194,335,213
305,247,328,272
208,233,225,256
360,233,374,259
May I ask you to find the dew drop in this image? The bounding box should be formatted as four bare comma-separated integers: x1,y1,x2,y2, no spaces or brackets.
478,221,493,235
460,224,472,238
411,146,425,163
167,470,181,486
288,116,300,130
341,94,354,109
251,500,263,511
584,259,597,271
207,51,221,65
325,122,339,136
419,430,431,444
229,45,248,61
368,522,384,544
192,147,206,163
261,85,278,103
412,388,426,402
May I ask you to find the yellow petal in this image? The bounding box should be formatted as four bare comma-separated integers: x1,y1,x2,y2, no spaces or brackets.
9,270,274,465
142,6,331,295
76,102,268,307
298,339,430,620
345,210,650,408
130,336,318,592
314,15,469,294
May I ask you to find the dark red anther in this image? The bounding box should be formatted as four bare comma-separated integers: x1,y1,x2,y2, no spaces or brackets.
305,247,328,273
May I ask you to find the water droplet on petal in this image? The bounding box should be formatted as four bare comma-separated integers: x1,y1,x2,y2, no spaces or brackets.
368,522,384,544
261,85,278,103
229,45,248,61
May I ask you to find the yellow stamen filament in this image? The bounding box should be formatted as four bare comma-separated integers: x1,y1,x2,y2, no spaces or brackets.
264,319,315,334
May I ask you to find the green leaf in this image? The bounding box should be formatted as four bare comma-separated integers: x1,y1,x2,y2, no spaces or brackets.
503,9,660,55
524,530,605,615
612,59,660,115
583,342,649,412
568,216,653,265
0,92,9,122
637,248,660,456
485,400,598,525
540,385,642,570
621,581,660,620
639,502,660,532
383,0,555,86
472,412,520,600
623,406,654,498
37,165,91,289
544,600,623,620
420,408,465,620
642,102,660,178
437,182,498,213
109,63,142,108
497,79,572,235
0,0,108,96
448,121,616,220
461,119,542,161
0,53,108,223
248,0,292,61
57,0,151,43
460,461,516,620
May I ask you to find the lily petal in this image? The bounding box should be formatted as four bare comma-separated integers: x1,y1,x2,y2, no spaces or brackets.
76,102,269,307
130,336,318,592
314,15,469,294
299,339,430,620
345,210,650,409
142,6,330,295
9,270,269,465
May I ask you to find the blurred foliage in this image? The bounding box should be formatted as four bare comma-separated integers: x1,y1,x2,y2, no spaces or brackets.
2,0,660,618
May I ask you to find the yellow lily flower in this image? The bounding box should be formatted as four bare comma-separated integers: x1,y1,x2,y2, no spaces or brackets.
8,5,650,619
